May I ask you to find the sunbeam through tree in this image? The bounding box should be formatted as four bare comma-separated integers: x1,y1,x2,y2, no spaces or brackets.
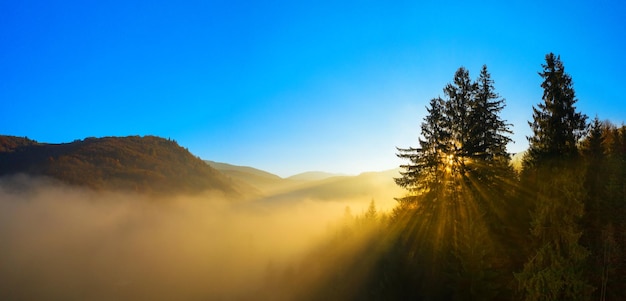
393,65,516,300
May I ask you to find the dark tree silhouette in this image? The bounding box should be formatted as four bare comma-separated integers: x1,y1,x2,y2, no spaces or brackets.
516,53,592,301
396,96,448,203
395,66,514,300
524,53,587,167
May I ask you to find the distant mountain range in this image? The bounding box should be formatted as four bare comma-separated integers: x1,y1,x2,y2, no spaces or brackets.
286,171,345,181
204,160,286,194
206,159,403,209
0,135,405,206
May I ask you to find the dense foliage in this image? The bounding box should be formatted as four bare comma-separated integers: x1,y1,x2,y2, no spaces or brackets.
384,54,625,301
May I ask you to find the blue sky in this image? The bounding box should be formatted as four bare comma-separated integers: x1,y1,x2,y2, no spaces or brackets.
1,0,625,177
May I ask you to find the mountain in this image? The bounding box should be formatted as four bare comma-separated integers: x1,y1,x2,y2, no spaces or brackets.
205,160,288,194
204,160,404,210
286,171,344,181
205,160,282,180
0,135,247,196
0,135,404,205
261,169,404,210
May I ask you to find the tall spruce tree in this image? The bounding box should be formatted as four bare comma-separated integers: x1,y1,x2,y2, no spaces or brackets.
395,66,514,300
397,66,512,198
396,96,448,204
396,66,513,210
472,65,512,163
524,53,588,166
468,65,515,224
516,53,592,301
443,67,475,173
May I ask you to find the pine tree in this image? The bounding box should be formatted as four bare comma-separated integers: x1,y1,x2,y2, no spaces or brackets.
396,96,448,204
443,67,475,173
468,65,516,232
524,53,587,167
602,124,626,300
395,66,514,300
396,66,513,200
365,199,378,221
579,118,626,300
579,117,606,295
516,53,592,301
471,65,512,163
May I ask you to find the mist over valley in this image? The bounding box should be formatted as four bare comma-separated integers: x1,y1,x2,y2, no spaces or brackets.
0,135,398,300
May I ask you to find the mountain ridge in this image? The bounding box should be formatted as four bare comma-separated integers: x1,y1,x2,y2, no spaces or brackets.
0,135,249,197
0,135,404,206
286,171,346,181
206,159,402,203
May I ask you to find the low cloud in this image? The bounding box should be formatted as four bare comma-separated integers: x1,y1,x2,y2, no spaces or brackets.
0,176,371,300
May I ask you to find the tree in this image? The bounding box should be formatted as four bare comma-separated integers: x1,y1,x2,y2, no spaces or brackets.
598,124,626,300
471,65,512,163
395,66,514,300
516,53,592,301
443,67,476,174
396,66,513,218
467,66,516,234
524,53,587,167
579,117,607,296
516,167,591,301
364,199,378,221
396,66,513,201
396,96,448,204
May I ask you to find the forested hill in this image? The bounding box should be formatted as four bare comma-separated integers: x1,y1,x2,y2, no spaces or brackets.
0,135,244,196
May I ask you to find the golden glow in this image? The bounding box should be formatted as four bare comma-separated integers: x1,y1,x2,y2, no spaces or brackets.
0,172,403,300
445,154,454,173
394,154,516,297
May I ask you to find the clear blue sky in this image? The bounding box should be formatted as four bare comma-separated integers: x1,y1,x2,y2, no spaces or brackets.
1,0,625,177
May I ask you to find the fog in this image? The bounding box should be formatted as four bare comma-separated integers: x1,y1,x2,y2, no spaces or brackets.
0,176,378,300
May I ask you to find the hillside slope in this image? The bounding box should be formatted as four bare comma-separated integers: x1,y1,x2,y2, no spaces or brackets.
286,171,344,181
261,169,404,211
205,160,281,180
205,160,288,194
0,135,245,196
204,160,404,210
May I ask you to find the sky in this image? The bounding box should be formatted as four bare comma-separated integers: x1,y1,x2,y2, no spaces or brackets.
1,0,625,177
